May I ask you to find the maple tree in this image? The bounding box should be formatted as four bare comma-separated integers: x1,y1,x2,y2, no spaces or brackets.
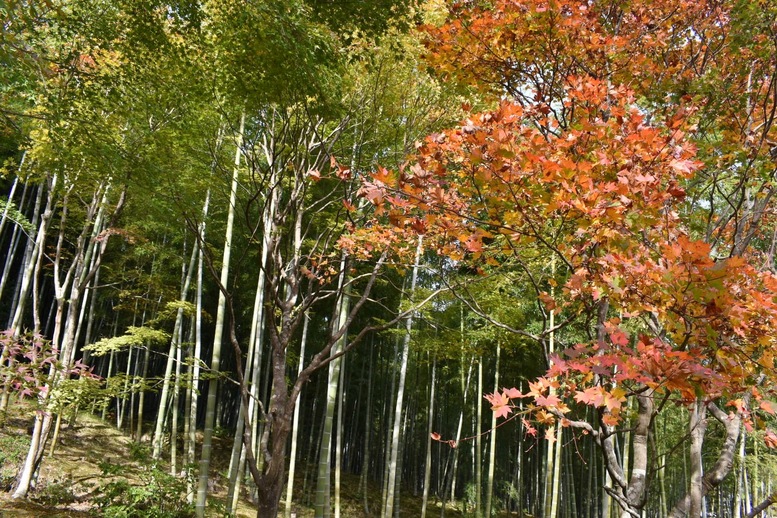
346,0,777,516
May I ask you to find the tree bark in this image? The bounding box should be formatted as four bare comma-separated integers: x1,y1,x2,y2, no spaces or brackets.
152,238,197,459
669,401,747,517
360,339,375,515
284,311,310,518
11,173,56,337
421,356,436,518
475,355,483,518
314,263,350,518
689,400,708,518
0,178,32,310
195,112,244,518
485,343,500,518
384,236,423,518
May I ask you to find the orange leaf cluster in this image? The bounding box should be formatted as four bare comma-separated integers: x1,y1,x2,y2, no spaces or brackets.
345,0,777,440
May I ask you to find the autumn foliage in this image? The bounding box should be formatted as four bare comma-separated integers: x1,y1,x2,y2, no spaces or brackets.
346,0,777,512
352,71,777,423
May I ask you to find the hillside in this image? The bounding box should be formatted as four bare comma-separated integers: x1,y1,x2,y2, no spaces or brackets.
0,404,470,517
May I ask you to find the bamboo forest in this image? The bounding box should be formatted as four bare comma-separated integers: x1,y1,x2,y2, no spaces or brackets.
6,1,777,517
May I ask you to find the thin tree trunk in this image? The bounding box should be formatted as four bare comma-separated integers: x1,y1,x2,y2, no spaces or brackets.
753,433,760,513
689,400,708,518
136,343,151,441
48,413,63,456
81,240,102,363
152,239,197,459
544,269,560,518
360,339,374,516
11,173,57,336
657,415,668,518
0,177,32,299
0,205,26,305
516,393,524,517
230,160,278,509
71,231,102,364
334,351,346,518
475,355,483,518
380,314,404,512
195,112,244,518
421,356,437,518
0,167,21,241
735,427,746,518
384,236,423,518
393,405,408,518
118,344,133,430
486,343,500,518
303,374,324,504
12,406,53,498
442,358,474,516
315,262,351,518
225,338,254,512
284,311,310,518
382,330,401,512
187,190,210,502
171,322,183,475
102,347,115,421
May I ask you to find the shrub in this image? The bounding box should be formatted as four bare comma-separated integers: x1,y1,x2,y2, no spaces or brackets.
94,464,195,518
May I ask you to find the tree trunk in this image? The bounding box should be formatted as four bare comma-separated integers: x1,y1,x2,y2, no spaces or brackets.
12,181,124,498
382,327,402,513
236,161,278,507
687,400,709,518
421,356,436,518
614,389,654,518
334,350,346,518
152,239,197,459
0,178,32,309
735,428,747,518
360,339,375,515
170,322,183,475
315,262,351,518
12,408,53,498
442,358,474,515
0,167,21,240
544,282,559,518
485,343,500,518
135,342,151,441
195,112,244,517
384,236,423,518
284,311,310,518
118,344,133,430
475,355,483,518
11,173,56,336
669,401,747,517
186,190,210,502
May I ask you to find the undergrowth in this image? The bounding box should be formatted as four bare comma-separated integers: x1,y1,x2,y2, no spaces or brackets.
93,462,195,518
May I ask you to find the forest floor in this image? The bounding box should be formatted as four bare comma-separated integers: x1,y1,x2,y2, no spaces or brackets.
0,404,481,517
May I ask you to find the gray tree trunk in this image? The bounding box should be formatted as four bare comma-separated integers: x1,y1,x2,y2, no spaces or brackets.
195,112,244,517
383,236,423,518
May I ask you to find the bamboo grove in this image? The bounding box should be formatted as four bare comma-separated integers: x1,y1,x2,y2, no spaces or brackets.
4,1,777,517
